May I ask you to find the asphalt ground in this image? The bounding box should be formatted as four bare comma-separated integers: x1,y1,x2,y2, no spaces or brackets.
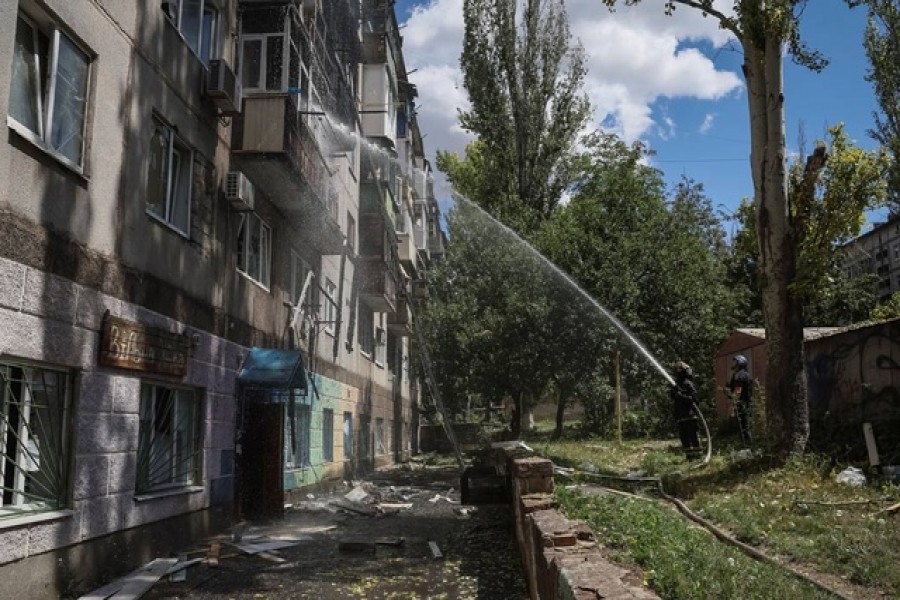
142,464,529,600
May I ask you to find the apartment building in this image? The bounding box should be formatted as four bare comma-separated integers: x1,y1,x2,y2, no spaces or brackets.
0,0,440,596
843,219,900,301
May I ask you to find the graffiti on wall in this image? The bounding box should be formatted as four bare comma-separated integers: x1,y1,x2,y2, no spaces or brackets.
806,320,900,457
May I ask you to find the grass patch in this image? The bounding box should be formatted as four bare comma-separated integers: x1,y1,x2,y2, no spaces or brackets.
556,486,833,599
531,433,900,597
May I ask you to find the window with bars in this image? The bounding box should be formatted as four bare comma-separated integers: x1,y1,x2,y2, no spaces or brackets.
136,383,202,494
0,362,72,516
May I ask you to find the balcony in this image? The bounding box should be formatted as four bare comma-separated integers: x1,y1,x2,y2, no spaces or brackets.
387,294,411,337
397,231,417,270
232,94,342,254
358,257,397,312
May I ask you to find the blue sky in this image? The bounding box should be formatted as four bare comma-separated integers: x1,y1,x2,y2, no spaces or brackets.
394,0,883,228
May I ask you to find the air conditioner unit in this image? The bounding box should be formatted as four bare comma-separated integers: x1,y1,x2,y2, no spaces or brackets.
225,171,255,211
206,59,242,116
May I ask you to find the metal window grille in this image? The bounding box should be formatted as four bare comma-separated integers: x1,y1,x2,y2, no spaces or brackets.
136,384,202,494
0,362,72,516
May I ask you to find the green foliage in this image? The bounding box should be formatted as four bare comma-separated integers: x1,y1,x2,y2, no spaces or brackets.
792,125,890,296
459,0,590,233
541,133,738,414
870,291,900,320
860,0,900,210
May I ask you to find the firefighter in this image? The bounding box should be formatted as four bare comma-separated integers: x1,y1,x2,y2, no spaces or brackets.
728,354,754,447
671,361,700,456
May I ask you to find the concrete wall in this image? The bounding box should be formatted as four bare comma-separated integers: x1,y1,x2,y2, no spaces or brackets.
0,256,240,598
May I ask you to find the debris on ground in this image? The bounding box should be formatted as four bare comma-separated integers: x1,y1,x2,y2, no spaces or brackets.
344,485,370,502
428,540,443,559
836,466,867,486
79,557,179,600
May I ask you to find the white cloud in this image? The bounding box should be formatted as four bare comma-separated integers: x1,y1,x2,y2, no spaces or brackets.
401,0,743,171
700,112,717,134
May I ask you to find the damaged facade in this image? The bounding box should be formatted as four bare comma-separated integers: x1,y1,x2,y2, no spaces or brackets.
0,0,441,596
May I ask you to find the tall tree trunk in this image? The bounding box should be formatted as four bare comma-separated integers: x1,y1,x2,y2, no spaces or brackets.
510,391,523,439
744,30,809,456
553,386,568,440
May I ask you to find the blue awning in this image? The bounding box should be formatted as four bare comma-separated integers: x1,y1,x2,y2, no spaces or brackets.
238,348,307,393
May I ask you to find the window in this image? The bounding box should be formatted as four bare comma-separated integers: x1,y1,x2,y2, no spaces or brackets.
375,418,385,456
322,409,334,463
359,415,371,460
291,252,315,309
236,212,272,288
347,212,356,253
322,279,337,335
0,361,72,516
137,383,201,494
285,403,310,468
239,7,302,93
374,325,386,366
359,305,374,356
342,412,352,460
162,0,219,65
147,117,193,235
894,244,900,261
8,13,91,169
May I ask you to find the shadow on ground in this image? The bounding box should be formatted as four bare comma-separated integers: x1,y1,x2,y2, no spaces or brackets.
143,464,528,599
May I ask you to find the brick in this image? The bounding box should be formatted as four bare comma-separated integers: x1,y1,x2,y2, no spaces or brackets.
74,285,121,331
521,493,558,514
0,257,25,310
512,457,554,478
22,268,77,324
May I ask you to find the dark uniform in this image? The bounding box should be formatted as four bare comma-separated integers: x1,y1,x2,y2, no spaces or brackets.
728,358,753,446
671,365,700,453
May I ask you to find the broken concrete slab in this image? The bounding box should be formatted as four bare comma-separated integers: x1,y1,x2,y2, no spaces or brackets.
345,486,369,503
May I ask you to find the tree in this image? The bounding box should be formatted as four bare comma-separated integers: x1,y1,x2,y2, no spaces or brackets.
728,126,889,326
459,0,590,234
418,199,558,438
541,133,738,435
859,0,900,213
601,0,837,456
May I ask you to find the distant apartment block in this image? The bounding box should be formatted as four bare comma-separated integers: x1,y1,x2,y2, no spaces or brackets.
842,219,900,301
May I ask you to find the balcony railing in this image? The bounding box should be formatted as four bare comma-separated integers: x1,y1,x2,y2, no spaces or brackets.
387,294,411,336
232,93,342,254
358,257,397,313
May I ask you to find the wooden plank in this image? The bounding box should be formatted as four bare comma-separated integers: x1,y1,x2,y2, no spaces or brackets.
231,540,302,554
207,542,221,568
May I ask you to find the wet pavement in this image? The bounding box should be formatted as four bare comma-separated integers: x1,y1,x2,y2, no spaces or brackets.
143,463,528,599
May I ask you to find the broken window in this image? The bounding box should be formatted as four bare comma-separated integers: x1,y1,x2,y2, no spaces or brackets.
136,384,202,494
322,409,333,463
0,361,73,516
342,411,352,460
285,402,310,469
375,418,385,456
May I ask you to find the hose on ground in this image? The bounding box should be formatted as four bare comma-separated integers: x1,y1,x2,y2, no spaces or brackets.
567,469,854,600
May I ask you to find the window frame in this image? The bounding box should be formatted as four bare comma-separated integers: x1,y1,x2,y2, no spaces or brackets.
342,411,353,460
284,402,311,469
136,382,202,495
322,409,334,463
7,11,92,174
236,211,272,289
146,115,194,237
0,360,74,517
358,304,374,358
239,32,288,92
162,0,220,66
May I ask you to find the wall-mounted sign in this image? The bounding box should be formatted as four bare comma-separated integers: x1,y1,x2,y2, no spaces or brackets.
98,314,190,376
